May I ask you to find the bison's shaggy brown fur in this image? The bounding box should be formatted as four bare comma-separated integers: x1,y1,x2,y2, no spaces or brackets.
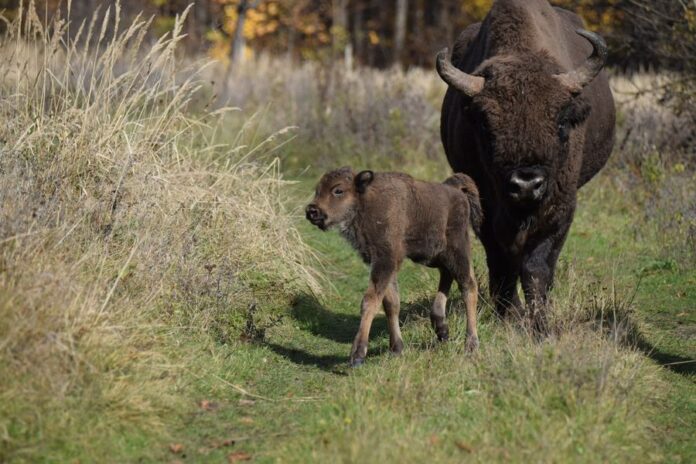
438,0,616,331
306,168,482,366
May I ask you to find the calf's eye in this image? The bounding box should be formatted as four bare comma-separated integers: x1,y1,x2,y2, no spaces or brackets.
333,188,344,197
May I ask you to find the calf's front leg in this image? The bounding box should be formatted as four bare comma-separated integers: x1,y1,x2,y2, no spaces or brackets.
350,259,397,367
383,278,404,355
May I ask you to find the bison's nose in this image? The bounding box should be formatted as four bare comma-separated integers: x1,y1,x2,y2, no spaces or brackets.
508,168,547,202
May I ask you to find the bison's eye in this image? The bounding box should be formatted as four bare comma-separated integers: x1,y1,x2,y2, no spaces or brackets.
476,116,489,134
558,122,570,143
332,188,344,197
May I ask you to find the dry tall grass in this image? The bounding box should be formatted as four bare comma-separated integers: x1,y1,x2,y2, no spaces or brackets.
0,3,318,459
610,73,695,264
215,56,446,170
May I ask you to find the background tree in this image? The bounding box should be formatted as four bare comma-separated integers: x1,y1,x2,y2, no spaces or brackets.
4,0,691,78
394,0,408,65
230,0,259,64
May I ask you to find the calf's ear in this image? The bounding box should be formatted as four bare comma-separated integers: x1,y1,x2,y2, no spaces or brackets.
355,170,374,193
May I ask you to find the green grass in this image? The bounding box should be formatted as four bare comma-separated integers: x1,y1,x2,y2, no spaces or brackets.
139,167,694,463
2,140,693,463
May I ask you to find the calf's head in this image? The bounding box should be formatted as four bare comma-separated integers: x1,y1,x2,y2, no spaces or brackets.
306,168,374,230
437,30,606,207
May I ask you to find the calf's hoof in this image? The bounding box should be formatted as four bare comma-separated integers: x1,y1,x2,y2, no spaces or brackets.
349,357,365,368
436,327,449,342
465,336,480,352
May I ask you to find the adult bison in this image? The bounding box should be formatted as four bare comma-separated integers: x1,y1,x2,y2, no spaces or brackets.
437,0,615,330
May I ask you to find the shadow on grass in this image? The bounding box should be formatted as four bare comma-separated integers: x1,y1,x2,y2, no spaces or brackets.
289,293,440,342
264,342,349,374
264,293,439,372
287,293,386,343
619,316,696,377
633,334,696,376
588,306,696,377
274,292,695,376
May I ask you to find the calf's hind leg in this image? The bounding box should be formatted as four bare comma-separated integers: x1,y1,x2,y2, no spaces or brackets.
449,258,479,352
383,279,404,355
431,269,453,341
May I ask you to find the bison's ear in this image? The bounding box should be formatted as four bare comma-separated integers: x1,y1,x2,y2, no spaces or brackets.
355,170,374,194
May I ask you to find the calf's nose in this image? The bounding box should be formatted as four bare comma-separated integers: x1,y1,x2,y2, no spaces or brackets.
508,168,547,201
305,204,321,221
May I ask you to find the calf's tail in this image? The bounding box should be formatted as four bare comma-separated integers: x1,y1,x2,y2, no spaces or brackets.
444,173,483,237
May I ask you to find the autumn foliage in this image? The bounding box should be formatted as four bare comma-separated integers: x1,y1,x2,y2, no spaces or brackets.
0,0,687,69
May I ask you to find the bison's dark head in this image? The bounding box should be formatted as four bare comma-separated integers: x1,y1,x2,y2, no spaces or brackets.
437,30,606,208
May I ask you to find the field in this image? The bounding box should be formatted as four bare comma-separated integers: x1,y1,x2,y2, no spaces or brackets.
1,10,694,463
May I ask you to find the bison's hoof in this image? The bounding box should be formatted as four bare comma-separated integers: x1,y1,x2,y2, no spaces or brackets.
390,340,404,356
466,336,480,352
349,357,365,368
437,328,449,342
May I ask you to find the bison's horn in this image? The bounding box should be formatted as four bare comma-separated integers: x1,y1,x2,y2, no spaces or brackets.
436,48,485,97
555,29,608,94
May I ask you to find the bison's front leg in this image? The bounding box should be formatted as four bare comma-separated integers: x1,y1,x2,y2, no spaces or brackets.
520,225,570,334
463,265,480,352
350,259,398,367
484,243,522,319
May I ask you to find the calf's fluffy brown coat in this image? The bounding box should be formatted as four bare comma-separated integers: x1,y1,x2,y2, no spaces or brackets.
306,168,483,366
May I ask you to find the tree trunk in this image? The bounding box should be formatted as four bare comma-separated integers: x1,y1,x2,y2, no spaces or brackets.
332,0,349,30
394,0,408,66
231,0,259,65
332,0,349,61
353,1,365,65
193,0,211,44
439,0,454,47
415,0,425,66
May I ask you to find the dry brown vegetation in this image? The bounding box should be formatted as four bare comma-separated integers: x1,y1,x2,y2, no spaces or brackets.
0,5,318,458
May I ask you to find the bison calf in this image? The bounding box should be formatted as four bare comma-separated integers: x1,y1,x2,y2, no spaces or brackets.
306,167,482,366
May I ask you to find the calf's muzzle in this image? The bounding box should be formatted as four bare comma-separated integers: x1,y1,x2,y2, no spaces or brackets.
305,204,327,229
